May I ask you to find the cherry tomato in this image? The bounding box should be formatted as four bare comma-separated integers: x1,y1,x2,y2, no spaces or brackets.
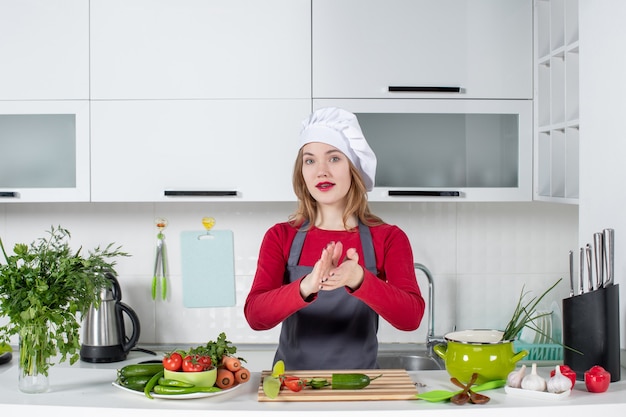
162,352,183,371
584,365,610,393
282,376,305,392
550,364,576,389
197,355,212,370
182,355,206,372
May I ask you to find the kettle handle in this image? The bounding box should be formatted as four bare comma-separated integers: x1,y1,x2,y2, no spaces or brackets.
117,302,141,354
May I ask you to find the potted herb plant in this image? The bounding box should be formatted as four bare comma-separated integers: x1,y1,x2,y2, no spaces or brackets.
0,225,128,393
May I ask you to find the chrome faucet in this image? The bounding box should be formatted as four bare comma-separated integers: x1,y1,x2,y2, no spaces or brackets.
414,263,446,359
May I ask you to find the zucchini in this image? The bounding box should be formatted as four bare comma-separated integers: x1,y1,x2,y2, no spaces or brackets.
331,373,382,390
118,363,164,378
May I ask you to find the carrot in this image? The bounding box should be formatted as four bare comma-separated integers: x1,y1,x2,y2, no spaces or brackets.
216,368,235,389
234,367,250,384
221,355,241,372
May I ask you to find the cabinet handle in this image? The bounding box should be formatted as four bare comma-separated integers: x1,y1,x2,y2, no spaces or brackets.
164,190,238,197
0,191,17,198
388,86,461,93
388,190,460,197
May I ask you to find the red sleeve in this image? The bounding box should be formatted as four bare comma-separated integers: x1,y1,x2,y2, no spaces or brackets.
244,223,312,330
350,224,426,331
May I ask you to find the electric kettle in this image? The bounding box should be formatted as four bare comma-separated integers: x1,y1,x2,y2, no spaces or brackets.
80,272,141,363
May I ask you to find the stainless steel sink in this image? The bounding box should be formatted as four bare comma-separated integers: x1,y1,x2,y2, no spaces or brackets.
376,353,444,370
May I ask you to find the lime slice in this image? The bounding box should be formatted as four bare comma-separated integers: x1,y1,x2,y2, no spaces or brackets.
262,376,281,399
271,360,285,378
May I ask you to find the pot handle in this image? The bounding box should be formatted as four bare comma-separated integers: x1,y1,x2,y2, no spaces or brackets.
433,343,447,360
510,349,529,364
117,302,141,353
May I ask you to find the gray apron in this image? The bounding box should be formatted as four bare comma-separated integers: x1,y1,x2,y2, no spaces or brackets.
273,221,379,370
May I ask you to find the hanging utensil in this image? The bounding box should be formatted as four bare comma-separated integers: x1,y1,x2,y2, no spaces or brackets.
152,218,168,300
603,228,614,287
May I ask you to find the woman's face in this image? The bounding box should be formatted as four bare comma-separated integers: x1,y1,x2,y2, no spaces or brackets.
301,142,352,206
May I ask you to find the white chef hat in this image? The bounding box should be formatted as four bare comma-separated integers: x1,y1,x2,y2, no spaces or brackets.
299,107,377,191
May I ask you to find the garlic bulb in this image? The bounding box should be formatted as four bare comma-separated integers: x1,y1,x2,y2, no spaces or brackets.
547,365,573,393
521,363,547,391
506,364,526,388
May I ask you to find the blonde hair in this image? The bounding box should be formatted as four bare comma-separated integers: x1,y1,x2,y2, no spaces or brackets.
289,148,384,230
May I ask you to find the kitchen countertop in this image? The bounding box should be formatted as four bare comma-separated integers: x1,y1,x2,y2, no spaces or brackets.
1,348,625,417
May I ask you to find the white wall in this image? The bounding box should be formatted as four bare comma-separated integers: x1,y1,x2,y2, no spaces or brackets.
579,0,626,349
0,201,577,347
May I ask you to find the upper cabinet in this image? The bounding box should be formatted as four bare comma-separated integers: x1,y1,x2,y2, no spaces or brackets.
90,99,309,202
312,0,533,99
0,0,89,100
0,100,91,202
534,0,579,204
90,0,311,100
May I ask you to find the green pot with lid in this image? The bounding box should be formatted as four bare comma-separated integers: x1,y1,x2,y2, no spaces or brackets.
433,329,528,384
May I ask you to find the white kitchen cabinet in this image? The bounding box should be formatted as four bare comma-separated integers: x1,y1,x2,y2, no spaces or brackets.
90,0,310,100
90,100,310,202
0,0,89,100
314,99,533,202
312,0,533,99
0,101,90,202
534,0,579,204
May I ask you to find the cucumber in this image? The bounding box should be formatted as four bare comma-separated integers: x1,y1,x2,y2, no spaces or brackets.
331,373,382,390
117,363,164,378
118,375,152,387
307,377,330,389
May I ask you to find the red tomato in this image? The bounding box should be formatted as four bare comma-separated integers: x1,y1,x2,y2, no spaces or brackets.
162,352,183,371
550,365,577,389
197,355,212,370
584,365,610,393
282,377,305,392
182,355,206,372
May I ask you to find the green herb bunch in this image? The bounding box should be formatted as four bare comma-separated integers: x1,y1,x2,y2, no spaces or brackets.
0,225,129,376
501,278,562,342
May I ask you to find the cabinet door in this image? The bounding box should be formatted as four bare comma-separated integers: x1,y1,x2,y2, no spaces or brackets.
313,99,532,202
0,0,89,100
313,0,532,99
0,101,90,202
90,100,310,202
90,0,311,100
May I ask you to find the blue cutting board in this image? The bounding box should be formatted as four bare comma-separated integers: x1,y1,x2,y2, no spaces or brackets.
180,230,235,308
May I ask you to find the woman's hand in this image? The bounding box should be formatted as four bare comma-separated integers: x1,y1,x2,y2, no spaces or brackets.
299,241,342,299
320,246,365,291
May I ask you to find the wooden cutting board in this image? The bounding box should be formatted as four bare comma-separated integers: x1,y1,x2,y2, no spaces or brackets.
257,369,418,401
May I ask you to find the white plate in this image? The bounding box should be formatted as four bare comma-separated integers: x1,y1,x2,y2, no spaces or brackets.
112,381,242,400
505,385,571,400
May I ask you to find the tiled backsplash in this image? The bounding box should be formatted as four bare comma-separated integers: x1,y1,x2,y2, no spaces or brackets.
0,201,578,347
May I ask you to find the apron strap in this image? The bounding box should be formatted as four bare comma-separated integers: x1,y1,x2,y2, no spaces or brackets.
287,220,377,275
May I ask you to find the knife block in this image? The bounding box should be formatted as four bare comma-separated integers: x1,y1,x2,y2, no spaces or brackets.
562,284,620,382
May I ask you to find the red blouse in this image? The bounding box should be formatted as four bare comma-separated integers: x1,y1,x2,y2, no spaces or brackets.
244,222,425,332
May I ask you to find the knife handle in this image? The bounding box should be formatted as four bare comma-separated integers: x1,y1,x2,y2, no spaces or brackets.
585,244,593,293
603,228,614,287
579,248,585,294
593,233,604,290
